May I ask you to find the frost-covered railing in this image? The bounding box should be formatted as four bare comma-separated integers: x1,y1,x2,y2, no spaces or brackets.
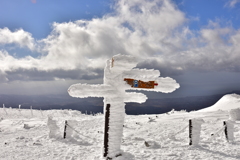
68,54,180,159
170,118,237,145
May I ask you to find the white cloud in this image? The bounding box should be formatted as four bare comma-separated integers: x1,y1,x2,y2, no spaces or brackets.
1,0,240,83
141,25,240,74
1,0,186,73
38,0,186,70
0,28,35,50
0,50,39,72
225,0,240,8
201,27,231,46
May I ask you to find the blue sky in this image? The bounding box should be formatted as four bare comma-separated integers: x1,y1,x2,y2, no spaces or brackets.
1,0,239,39
178,0,240,30
0,0,240,98
0,0,112,39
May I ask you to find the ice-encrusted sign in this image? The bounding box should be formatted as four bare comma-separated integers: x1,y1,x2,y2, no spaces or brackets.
68,54,180,159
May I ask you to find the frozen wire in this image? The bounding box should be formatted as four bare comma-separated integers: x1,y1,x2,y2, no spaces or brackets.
168,124,188,141
66,123,98,141
174,124,188,136
207,125,225,141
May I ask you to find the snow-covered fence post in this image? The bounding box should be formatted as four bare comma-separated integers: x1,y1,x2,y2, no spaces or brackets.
229,108,240,120
68,54,180,159
189,119,192,145
223,120,234,142
18,105,21,115
30,106,33,117
47,116,60,138
63,120,67,139
3,104,7,115
40,108,43,117
189,118,204,145
65,120,78,139
104,104,110,157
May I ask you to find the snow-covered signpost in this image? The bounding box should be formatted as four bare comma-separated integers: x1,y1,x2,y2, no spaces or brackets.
68,54,180,159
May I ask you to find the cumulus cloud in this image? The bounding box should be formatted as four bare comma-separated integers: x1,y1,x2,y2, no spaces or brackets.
139,24,240,75
0,28,35,50
1,0,240,83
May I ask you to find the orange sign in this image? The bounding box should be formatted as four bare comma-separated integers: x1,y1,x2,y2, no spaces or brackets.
124,78,158,89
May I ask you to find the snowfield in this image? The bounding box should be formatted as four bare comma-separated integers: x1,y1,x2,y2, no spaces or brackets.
1,94,240,160
0,110,239,159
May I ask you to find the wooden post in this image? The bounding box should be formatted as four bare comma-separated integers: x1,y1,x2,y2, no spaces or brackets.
3,104,7,115
103,104,110,157
188,118,204,145
40,108,43,117
63,120,67,139
30,106,33,117
189,119,192,145
223,120,234,142
223,121,228,141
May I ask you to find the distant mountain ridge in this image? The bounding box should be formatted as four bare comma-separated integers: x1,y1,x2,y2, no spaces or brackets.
1,90,240,115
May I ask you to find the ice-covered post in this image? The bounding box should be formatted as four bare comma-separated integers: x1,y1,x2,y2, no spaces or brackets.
18,105,21,115
189,119,204,145
223,120,234,142
3,104,7,115
63,120,68,139
68,54,180,159
40,108,43,117
47,116,60,138
30,106,33,117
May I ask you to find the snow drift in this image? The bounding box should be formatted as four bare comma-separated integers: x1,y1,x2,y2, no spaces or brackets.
199,93,240,112
1,107,240,159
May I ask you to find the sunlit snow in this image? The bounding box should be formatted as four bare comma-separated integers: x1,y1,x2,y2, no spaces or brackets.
1,93,240,159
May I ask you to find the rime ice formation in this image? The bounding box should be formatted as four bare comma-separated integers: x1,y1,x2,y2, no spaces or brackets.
47,116,60,138
229,108,240,120
2,108,240,159
3,104,7,115
224,120,235,142
189,118,204,146
65,120,77,139
68,54,180,158
199,94,240,112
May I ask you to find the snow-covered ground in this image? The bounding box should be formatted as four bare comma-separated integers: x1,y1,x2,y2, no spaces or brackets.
199,94,240,112
1,103,240,160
